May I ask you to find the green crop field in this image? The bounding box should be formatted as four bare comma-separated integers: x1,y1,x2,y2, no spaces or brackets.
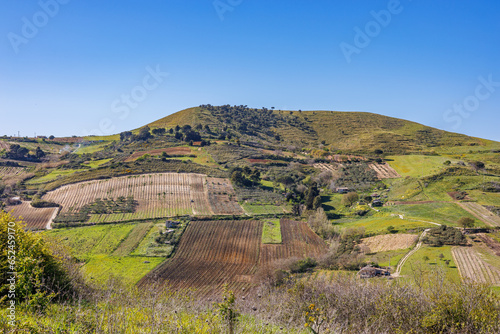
262,219,281,244
380,202,483,227
386,155,457,178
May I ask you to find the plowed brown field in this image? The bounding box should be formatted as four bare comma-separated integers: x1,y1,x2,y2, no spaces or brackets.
360,234,418,253
140,219,327,296
5,201,58,230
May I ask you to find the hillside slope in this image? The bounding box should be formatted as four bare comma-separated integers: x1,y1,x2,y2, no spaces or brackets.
147,105,497,153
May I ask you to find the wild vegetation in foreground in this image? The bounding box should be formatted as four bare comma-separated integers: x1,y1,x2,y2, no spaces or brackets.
2,212,500,334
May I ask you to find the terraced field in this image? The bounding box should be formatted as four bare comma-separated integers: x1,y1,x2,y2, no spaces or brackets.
0,166,27,177
313,163,338,173
125,147,192,162
452,246,500,285
5,201,58,230
368,163,400,179
42,173,243,223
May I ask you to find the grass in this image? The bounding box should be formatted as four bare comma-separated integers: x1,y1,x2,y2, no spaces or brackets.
320,193,343,214
380,202,483,227
75,142,109,154
386,155,456,178
113,222,154,256
399,245,461,284
262,219,281,244
468,190,500,206
83,158,113,168
90,224,136,255
192,147,218,166
132,223,177,257
338,216,434,235
26,169,84,185
365,249,410,269
45,222,167,287
45,223,136,260
82,255,164,286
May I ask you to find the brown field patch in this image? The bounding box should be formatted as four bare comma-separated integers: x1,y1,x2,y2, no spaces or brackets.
247,158,270,164
140,219,327,296
5,201,58,230
42,173,243,223
369,163,400,179
125,147,192,162
360,233,418,253
452,246,500,285
259,219,327,265
140,220,262,296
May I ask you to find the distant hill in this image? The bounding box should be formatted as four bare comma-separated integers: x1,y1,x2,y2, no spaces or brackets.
146,105,498,154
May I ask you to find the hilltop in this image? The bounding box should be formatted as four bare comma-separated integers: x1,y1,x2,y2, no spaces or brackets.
146,105,499,154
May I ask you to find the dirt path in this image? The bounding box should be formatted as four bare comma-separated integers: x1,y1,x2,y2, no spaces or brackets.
393,228,431,277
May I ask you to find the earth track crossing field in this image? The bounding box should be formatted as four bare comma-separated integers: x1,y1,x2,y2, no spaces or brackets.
42,173,243,222
452,246,500,285
5,201,58,230
140,219,327,296
360,234,418,253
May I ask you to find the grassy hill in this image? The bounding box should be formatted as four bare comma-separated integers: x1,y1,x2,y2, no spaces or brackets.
147,105,499,154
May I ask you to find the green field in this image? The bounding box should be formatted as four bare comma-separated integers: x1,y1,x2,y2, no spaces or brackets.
83,158,113,168
386,155,456,178
380,202,483,227
365,249,410,270
45,223,136,259
26,169,84,185
399,245,461,284
44,222,168,287
75,142,110,154
113,222,154,256
338,216,434,235
132,222,179,257
262,219,281,244
468,190,500,206
82,255,164,286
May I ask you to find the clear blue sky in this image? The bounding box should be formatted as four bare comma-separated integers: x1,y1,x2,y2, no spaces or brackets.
1,0,499,141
